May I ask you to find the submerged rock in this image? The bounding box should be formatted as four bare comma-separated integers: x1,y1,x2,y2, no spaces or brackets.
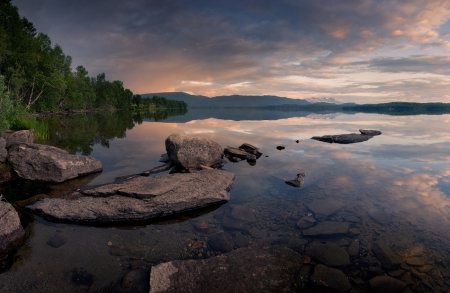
165,133,223,169
306,242,350,267
372,241,402,269
148,246,302,293
7,143,103,183
369,275,406,293
47,232,68,248
27,169,235,223
308,198,344,218
302,221,349,237
0,201,26,255
311,264,352,292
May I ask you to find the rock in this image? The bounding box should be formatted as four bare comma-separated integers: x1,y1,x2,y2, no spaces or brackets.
193,220,213,234
238,143,261,156
27,169,235,223
2,129,35,147
406,257,425,266
47,232,68,248
148,246,302,293
348,241,360,257
360,129,382,136
372,241,402,269
228,205,257,223
224,146,249,158
368,208,391,225
285,173,305,188
232,232,249,248
306,242,350,267
247,228,263,238
118,269,150,293
222,205,257,230
165,133,223,169
7,143,103,183
407,246,424,257
0,164,15,184
311,133,373,144
208,232,233,253
308,198,344,218
311,264,352,292
348,228,360,237
296,216,316,229
369,275,406,293
225,143,262,165
303,221,349,237
0,137,6,163
0,201,26,255
276,146,285,150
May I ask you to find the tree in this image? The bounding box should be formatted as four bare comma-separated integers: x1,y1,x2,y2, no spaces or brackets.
132,94,142,108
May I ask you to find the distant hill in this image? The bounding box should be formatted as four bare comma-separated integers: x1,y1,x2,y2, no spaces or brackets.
306,97,342,104
142,92,311,108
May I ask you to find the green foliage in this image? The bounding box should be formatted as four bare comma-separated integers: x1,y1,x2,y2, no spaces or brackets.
141,95,188,110
9,115,49,142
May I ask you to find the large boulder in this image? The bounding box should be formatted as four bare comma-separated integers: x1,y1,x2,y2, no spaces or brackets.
165,133,223,169
0,137,6,163
27,169,235,223
7,143,103,183
2,129,35,147
0,201,26,255
148,246,302,293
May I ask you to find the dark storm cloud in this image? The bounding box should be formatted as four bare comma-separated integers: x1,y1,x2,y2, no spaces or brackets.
11,0,450,100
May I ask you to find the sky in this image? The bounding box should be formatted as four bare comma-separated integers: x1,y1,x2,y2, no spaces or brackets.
11,0,450,103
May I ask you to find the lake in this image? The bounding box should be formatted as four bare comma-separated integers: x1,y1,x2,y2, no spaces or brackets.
1,109,450,292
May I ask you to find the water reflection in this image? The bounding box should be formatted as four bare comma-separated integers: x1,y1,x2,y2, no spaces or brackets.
1,111,450,292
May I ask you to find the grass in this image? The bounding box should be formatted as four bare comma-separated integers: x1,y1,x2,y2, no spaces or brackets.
10,116,49,143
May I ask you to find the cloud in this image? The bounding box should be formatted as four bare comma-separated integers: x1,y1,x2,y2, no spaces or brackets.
11,0,450,102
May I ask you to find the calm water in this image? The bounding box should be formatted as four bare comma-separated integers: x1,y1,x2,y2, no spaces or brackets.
1,110,450,292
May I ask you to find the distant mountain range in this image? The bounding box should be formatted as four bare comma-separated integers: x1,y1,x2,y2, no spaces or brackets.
142,92,322,108
306,97,342,104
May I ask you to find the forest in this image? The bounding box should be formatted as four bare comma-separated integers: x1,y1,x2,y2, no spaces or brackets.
0,0,186,132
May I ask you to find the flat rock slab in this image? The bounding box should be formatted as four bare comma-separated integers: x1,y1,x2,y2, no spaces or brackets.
0,201,26,255
306,242,350,267
311,264,352,292
7,143,103,183
27,169,235,223
149,246,302,293
308,198,344,217
303,221,349,237
311,133,373,144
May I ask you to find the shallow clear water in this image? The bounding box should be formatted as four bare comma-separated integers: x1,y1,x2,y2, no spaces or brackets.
1,110,450,292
